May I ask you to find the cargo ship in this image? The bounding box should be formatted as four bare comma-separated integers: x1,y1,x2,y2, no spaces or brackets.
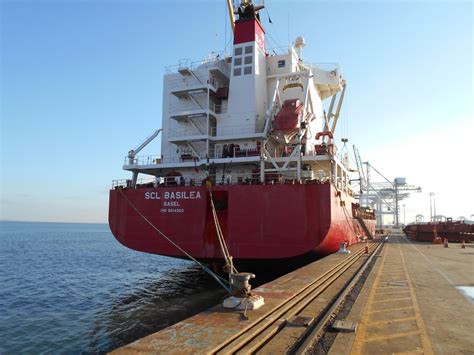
108,1,375,262
403,219,474,242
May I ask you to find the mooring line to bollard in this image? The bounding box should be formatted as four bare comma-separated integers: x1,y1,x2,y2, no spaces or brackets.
118,188,231,293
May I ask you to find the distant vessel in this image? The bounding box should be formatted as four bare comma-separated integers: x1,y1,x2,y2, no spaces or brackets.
108,1,375,261
403,219,474,242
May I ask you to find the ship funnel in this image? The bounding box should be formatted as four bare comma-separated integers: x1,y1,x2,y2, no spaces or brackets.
294,36,306,60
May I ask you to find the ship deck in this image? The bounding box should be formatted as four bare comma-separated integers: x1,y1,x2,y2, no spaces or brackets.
111,234,473,354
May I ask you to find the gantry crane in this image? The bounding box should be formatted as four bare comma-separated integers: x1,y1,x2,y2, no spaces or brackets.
352,146,421,228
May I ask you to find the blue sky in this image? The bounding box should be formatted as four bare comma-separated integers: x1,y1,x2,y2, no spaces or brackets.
1,0,472,223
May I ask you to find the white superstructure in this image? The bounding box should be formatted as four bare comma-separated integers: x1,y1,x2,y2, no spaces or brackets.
121,1,352,194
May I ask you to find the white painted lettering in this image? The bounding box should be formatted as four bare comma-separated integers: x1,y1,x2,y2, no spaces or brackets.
144,191,161,200
149,190,202,201
164,201,180,207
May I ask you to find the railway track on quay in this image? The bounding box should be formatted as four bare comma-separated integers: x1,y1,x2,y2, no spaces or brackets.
211,238,387,354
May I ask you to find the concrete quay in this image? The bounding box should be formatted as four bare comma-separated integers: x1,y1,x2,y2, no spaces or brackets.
330,234,473,354
111,241,379,354
111,234,473,354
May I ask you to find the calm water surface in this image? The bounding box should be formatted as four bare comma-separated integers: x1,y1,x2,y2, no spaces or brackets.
0,221,225,353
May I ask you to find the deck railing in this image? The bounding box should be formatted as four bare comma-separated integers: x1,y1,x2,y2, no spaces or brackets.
112,177,156,189
111,172,336,189
125,143,343,167
209,124,256,137
165,54,230,77
124,154,184,166
169,101,226,114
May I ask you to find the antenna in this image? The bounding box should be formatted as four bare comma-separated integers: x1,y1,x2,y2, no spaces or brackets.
287,13,290,47
224,0,227,55
263,0,273,24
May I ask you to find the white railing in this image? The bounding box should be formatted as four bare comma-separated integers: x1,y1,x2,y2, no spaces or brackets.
168,127,211,138
165,54,230,77
125,154,197,166
210,101,226,114
266,44,292,56
309,62,340,73
112,171,334,189
167,74,212,90
169,101,226,114
210,124,257,137
206,146,260,159
124,142,341,168
265,44,340,69
169,101,205,113
198,58,230,76
125,142,338,166
112,177,156,188
169,77,220,93
125,155,162,165
168,121,256,138
124,144,261,167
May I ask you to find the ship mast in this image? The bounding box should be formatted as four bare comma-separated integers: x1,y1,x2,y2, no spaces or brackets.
226,0,235,33
227,0,265,25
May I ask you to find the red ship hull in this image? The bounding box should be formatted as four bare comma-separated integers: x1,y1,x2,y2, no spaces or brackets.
108,182,375,260
403,222,474,242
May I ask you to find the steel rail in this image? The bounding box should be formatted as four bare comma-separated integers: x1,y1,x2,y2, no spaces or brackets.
232,243,379,354
293,236,387,354
211,242,377,354
236,247,372,355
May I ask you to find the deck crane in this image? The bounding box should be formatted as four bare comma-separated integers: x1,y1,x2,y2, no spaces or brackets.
128,128,163,164
321,80,346,141
127,128,163,186
328,81,346,136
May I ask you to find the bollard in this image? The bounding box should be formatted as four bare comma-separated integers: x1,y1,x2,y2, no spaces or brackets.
222,272,265,310
337,242,351,254
433,226,442,244
230,272,255,298
432,236,442,244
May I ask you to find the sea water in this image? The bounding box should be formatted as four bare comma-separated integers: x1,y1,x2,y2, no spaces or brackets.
0,221,224,353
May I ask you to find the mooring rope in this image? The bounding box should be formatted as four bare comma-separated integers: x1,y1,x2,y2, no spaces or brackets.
117,188,231,293
208,189,238,276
